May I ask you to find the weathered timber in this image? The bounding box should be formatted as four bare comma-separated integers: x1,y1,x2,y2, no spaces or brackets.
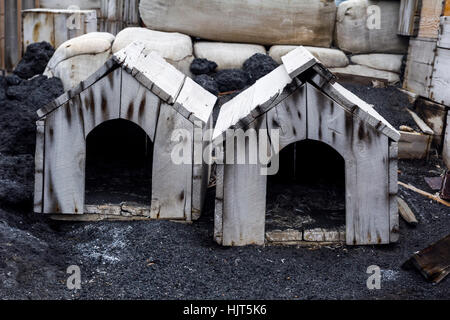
403,234,450,283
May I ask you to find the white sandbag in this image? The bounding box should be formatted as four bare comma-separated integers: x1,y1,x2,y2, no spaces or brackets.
44,32,115,91
39,0,101,9
269,45,349,68
139,0,336,47
335,0,408,54
330,64,401,84
194,42,266,70
45,32,115,72
50,51,111,91
351,54,404,73
112,27,194,75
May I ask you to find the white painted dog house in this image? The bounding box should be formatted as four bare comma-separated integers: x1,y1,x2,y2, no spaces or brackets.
212,47,400,246
34,41,217,220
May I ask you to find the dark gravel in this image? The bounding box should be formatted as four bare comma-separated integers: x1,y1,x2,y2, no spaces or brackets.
214,69,250,93
243,53,279,84
13,42,54,80
193,74,219,96
342,83,418,130
0,58,448,299
0,44,63,209
1,155,449,300
191,54,279,95
190,58,217,75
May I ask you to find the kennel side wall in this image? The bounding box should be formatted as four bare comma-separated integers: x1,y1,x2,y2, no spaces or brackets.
214,82,398,246
34,67,206,220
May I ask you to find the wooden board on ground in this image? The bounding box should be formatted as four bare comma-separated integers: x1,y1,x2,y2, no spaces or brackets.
414,97,448,147
403,234,450,283
398,131,432,159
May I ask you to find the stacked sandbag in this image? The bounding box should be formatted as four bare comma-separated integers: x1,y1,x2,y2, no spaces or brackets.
112,27,194,75
139,0,336,47
330,65,401,85
268,45,349,68
330,53,403,85
351,54,403,73
44,32,115,91
335,0,408,54
194,42,266,70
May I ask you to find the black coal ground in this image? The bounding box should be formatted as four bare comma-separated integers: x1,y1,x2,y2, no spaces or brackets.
1,154,449,300
0,65,449,298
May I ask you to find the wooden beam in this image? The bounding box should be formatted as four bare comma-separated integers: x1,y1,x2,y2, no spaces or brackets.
403,234,450,283
398,181,450,206
406,109,435,135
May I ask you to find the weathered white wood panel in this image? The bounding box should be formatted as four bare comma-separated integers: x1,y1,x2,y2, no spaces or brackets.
266,85,307,151
443,112,450,168
33,120,45,213
78,67,122,137
430,48,450,106
398,0,420,36
98,0,140,34
119,70,161,142
311,80,400,141
131,49,186,104
403,37,437,100
43,96,86,214
139,0,336,47
307,83,390,245
174,77,217,124
220,115,269,246
22,9,97,51
438,17,450,49
389,142,399,243
151,104,193,219
192,118,212,220
214,163,225,243
43,68,122,214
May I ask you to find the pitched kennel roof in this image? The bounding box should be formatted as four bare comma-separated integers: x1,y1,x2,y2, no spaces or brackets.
213,46,401,141
37,41,217,125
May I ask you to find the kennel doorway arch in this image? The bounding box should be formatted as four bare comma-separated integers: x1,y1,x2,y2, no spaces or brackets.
34,42,217,220
213,47,400,246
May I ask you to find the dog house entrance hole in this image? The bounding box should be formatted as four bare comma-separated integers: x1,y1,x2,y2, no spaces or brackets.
85,119,153,206
266,140,346,243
